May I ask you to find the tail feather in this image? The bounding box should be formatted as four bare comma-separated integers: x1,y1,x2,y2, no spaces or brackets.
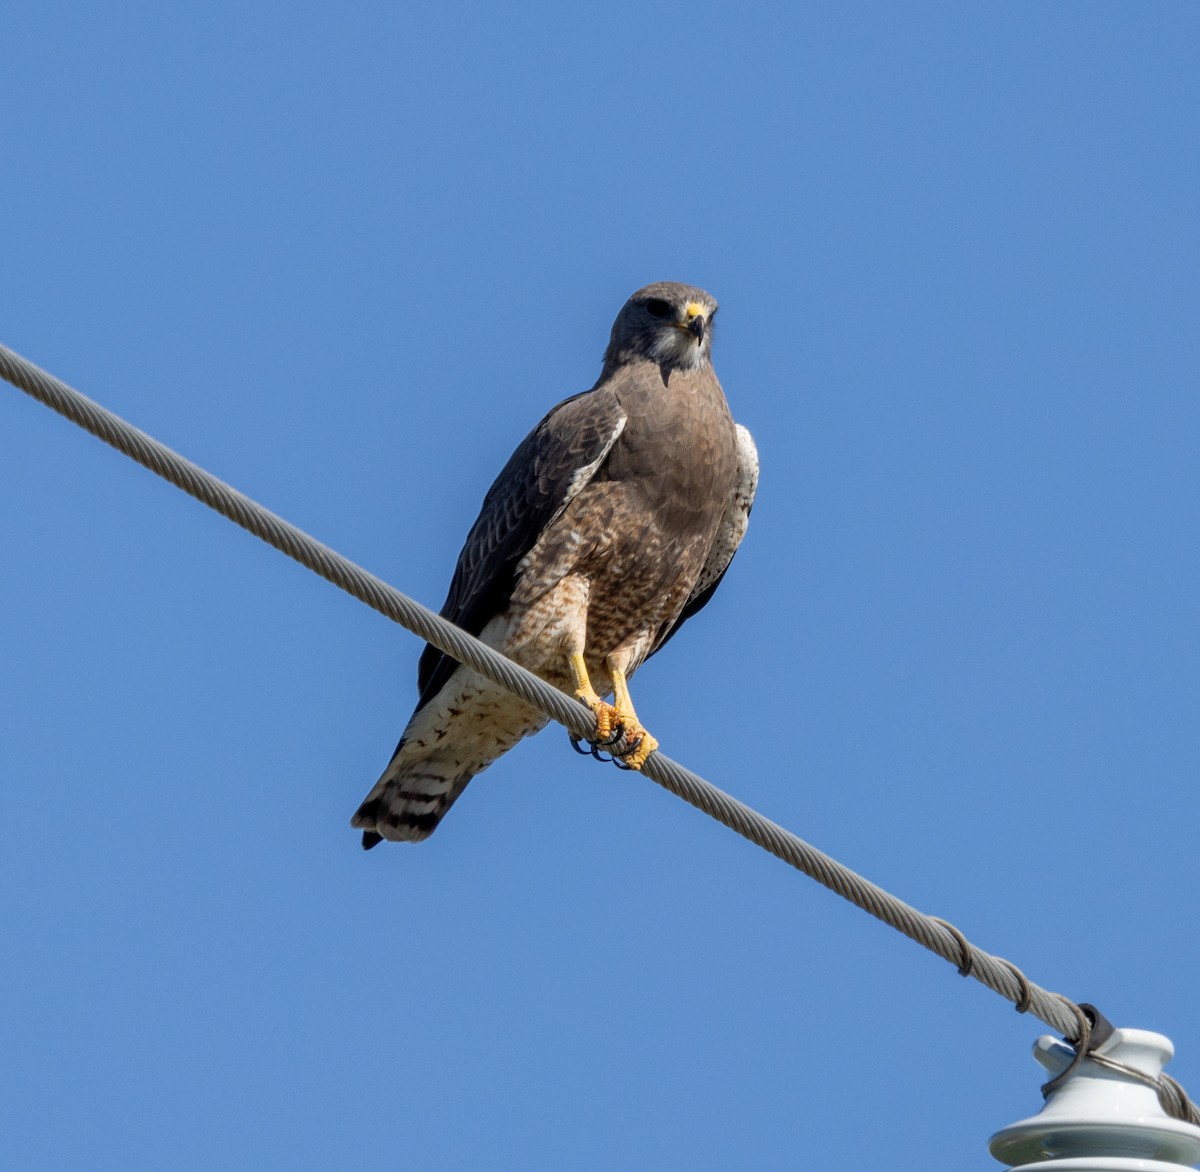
350,663,549,847
350,762,471,845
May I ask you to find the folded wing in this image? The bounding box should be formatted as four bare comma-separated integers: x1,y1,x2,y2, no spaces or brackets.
414,388,628,713
652,422,759,655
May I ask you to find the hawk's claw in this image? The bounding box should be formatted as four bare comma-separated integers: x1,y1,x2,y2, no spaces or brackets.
594,723,626,748
568,732,615,763
612,731,644,769
568,726,655,770
569,680,657,770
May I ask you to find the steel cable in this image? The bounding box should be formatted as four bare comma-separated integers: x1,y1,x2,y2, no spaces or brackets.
3,341,1195,1123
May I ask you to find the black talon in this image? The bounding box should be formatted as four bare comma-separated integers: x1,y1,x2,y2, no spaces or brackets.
595,723,625,748
568,731,615,764
612,732,644,769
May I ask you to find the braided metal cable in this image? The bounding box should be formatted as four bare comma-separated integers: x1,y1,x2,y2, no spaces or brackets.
0,345,597,741
2,341,1196,1123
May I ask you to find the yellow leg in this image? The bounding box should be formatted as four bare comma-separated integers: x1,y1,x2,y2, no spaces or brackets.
569,652,620,743
610,667,638,723
609,666,659,770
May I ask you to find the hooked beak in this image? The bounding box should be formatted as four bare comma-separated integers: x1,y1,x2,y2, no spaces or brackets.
686,314,706,342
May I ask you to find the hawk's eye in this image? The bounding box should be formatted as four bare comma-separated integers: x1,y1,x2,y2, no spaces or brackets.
644,299,672,319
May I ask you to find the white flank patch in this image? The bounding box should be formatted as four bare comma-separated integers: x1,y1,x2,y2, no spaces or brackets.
691,423,759,597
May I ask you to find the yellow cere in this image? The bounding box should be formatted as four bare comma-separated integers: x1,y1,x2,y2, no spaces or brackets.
685,302,705,320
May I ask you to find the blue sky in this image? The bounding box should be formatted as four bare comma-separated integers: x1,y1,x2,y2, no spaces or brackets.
3,2,1198,1168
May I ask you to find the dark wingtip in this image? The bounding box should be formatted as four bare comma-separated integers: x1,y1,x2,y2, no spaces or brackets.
361,831,384,850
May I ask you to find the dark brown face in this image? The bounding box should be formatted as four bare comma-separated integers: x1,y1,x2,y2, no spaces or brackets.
611,282,719,371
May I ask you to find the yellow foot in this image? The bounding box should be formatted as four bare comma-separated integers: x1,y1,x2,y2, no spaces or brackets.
573,688,624,746
608,663,657,768
614,725,659,770
568,653,659,769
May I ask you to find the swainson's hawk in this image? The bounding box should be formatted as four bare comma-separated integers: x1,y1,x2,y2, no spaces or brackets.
352,281,758,847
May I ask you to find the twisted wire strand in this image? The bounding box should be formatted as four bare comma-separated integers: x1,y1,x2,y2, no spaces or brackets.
1084,1054,1200,1128
2,341,1195,1123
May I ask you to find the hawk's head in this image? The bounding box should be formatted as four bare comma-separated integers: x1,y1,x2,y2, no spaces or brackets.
603,282,719,374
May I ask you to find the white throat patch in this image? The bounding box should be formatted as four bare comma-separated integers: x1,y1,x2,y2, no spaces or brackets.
649,328,710,371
